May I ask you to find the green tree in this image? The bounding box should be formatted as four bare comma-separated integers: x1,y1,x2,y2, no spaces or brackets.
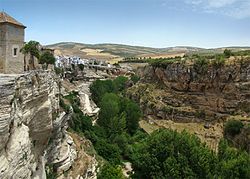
131,129,217,178
39,51,55,69
20,40,40,70
98,93,120,129
108,113,126,138
113,76,128,92
97,164,124,179
224,49,232,58
90,80,116,104
95,139,122,164
218,139,250,178
121,98,141,134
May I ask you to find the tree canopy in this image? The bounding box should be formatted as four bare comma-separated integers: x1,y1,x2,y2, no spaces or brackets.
20,40,40,70
39,51,55,69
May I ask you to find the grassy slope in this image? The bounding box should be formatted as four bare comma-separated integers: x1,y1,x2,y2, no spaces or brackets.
46,42,250,59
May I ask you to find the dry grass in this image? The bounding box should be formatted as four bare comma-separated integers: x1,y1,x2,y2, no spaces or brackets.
137,53,185,59
139,120,160,134
227,115,250,122
81,48,117,58
140,119,224,152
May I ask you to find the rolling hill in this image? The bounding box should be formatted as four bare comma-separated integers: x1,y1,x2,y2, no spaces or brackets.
46,42,250,63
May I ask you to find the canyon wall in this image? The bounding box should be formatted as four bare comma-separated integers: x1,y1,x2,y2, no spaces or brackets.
0,71,76,178
128,60,250,122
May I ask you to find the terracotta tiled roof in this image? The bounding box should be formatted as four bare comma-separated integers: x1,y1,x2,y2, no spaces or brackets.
0,12,26,28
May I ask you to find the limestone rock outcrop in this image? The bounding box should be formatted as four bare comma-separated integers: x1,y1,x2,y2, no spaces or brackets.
129,60,250,122
0,71,76,178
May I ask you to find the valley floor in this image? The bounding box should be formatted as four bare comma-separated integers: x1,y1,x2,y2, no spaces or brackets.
140,119,223,152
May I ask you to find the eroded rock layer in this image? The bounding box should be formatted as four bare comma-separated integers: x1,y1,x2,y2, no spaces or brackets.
0,71,75,178
128,60,250,122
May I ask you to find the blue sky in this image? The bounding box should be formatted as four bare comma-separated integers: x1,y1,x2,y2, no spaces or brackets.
1,0,250,48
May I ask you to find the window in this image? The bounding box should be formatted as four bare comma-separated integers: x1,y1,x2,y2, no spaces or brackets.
14,48,17,56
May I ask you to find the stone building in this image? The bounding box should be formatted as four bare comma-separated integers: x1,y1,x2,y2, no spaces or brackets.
0,12,26,74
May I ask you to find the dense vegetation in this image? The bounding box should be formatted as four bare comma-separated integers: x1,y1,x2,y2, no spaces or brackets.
60,75,250,179
131,129,250,178
60,76,143,178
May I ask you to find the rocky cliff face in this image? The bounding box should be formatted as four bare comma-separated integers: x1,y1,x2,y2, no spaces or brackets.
0,71,76,178
129,60,250,122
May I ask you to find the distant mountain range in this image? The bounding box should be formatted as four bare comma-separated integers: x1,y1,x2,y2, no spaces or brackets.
46,42,250,63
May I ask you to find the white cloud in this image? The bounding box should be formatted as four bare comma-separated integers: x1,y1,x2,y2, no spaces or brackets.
185,0,250,19
207,0,236,8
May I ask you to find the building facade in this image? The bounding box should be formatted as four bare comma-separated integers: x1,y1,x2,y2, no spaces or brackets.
0,12,26,74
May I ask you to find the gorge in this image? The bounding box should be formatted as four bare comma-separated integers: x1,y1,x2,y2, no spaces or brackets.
0,53,250,178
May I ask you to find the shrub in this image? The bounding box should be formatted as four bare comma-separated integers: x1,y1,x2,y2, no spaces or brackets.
54,67,63,76
193,57,209,75
39,51,55,69
224,120,244,137
97,164,124,179
224,49,232,58
195,109,206,119
212,54,225,69
78,64,84,71
130,74,140,83
59,98,70,113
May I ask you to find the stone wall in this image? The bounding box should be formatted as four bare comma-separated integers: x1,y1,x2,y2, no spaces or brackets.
0,23,25,74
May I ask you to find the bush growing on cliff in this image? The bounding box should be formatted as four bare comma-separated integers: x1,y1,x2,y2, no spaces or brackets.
54,67,63,75
224,49,232,58
224,119,244,137
69,113,92,132
45,164,57,179
212,54,225,69
78,64,84,71
130,74,140,84
59,97,70,113
193,56,209,75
